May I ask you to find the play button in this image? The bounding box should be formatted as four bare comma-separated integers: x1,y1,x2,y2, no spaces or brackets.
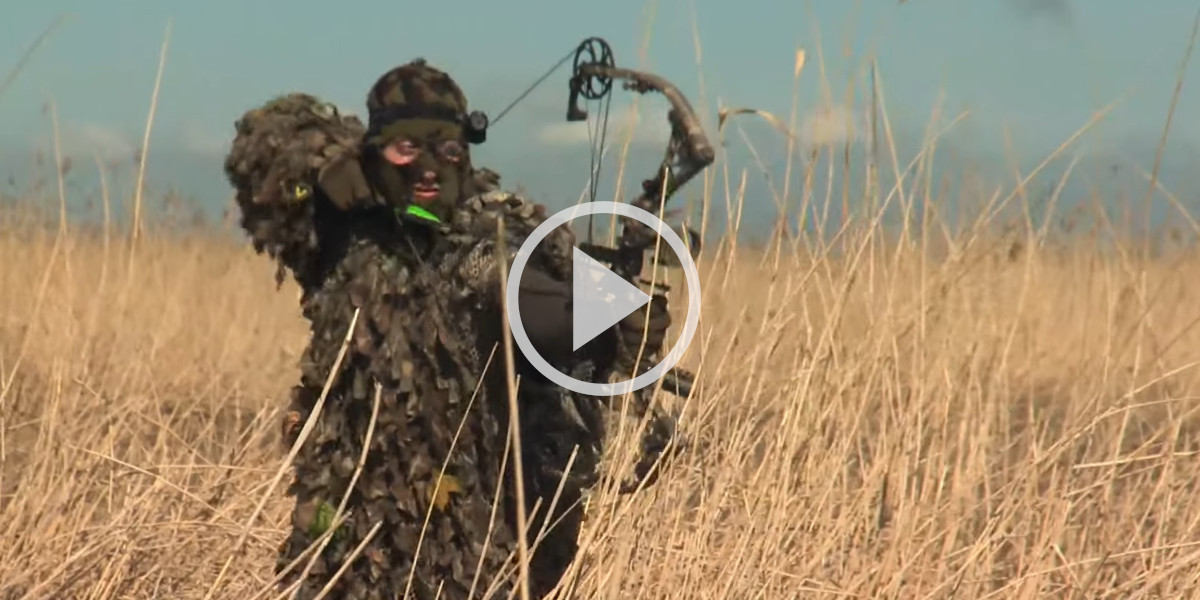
571,247,650,351
505,201,702,396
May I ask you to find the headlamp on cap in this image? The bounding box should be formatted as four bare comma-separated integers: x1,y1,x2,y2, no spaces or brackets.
366,105,489,147
462,110,488,144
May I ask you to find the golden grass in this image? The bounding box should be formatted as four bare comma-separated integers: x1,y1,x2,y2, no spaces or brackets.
3,181,1200,598
6,11,1200,597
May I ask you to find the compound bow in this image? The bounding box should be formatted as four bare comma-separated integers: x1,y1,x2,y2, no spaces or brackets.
564,37,717,492
491,36,712,396
491,36,714,491
563,37,714,398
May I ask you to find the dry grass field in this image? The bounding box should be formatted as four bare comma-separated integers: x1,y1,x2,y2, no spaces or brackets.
3,157,1200,599
4,19,1200,595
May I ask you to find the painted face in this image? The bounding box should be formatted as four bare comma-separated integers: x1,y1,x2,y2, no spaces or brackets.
369,118,469,223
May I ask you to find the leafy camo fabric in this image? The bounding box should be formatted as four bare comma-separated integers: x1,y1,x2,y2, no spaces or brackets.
223,92,606,599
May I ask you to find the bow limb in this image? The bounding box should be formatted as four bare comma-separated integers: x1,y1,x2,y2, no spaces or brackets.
569,62,715,282
572,63,716,216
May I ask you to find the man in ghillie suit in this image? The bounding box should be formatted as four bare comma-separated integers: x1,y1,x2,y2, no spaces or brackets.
224,59,673,599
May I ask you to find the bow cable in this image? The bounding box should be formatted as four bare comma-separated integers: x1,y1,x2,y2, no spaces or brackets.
489,46,576,127
584,85,612,244
487,39,617,245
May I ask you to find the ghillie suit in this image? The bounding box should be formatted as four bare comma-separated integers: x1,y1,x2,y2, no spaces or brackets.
224,80,612,598
223,92,500,290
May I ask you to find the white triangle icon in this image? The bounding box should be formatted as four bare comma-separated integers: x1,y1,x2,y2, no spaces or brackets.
572,247,651,352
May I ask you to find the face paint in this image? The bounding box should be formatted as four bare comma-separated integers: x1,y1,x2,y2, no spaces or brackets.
366,118,470,223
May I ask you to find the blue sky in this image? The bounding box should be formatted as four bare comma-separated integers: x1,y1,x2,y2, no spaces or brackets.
3,0,1200,232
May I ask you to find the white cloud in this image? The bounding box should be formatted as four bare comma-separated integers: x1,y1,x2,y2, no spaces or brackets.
179,121,231,156
535,101,864,153
180,98,361,157
535,107,672,147
799,104,863,148
31,122,136,164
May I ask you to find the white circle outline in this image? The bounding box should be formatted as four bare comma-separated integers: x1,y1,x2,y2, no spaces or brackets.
505,201,701,397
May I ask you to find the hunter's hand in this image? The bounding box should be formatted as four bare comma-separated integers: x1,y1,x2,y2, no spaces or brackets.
616,294,671,364
316,157,373,211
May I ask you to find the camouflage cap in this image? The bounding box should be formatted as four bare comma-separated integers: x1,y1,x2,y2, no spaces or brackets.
364,58,469,146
